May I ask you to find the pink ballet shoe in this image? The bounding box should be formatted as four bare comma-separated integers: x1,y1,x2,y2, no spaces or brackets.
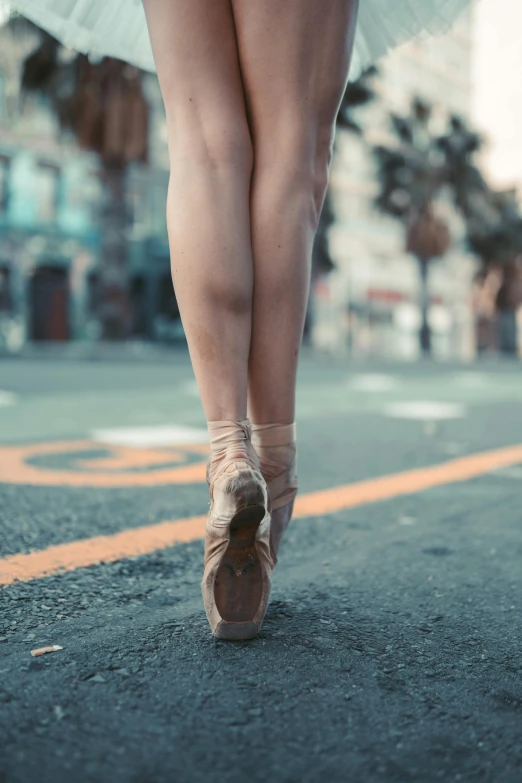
251,422,298,563
201,419,273,640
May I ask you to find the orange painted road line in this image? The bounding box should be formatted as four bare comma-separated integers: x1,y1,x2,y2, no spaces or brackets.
0,440,208,487
0,515,208,588
1,443,522,587
292,443,522,517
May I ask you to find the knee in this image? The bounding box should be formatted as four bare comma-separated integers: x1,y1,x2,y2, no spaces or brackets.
167,110,254,174
309,126,335,228
256,121,335,231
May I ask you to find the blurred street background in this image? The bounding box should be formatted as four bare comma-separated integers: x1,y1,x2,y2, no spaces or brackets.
0,1,521,360
1,2,522,782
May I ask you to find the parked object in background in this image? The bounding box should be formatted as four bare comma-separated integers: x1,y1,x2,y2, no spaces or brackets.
471,268,501,355
495,259,522,355
466,189,522,358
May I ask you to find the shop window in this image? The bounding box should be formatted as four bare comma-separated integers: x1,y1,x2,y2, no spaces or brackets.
36,163,60,224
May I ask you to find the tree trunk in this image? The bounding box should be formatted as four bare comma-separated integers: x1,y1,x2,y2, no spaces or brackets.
496,310,519,355
98,165,130,340
418,258,431,355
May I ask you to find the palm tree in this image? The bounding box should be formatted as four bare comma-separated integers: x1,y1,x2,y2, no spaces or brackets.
374,102,522,356
10,18,149,339
372,98,462,354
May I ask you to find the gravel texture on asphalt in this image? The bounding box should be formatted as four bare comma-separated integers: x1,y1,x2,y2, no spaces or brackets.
1,477,521,783
1,359,521,782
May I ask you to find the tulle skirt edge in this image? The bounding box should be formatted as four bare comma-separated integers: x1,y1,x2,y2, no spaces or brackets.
7,0,474,80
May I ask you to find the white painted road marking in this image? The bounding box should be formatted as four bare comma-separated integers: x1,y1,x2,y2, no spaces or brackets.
451,372,488,387
0,391,18,407
349,374,400,392
383,401,467,420
91,424,209,448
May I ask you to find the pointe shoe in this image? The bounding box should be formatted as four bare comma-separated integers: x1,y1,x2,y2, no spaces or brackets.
251,422,298,563
201,419,274,640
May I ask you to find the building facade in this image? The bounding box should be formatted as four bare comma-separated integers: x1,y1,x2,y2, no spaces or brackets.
0,21,104,349
0,19,178,351
1,9,479,355
314,6,478,361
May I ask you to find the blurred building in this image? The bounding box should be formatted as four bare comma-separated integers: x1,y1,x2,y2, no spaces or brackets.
0,22,103,349
0,8,482,357
318,6,479,361
125,76,184,344
0,19,180,351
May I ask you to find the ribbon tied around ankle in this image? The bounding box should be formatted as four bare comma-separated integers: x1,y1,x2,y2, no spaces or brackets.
206,419,258,485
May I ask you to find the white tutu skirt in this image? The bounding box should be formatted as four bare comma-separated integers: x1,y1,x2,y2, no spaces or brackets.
8,0,473,81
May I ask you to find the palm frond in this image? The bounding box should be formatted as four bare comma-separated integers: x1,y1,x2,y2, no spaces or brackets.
12,19,149,169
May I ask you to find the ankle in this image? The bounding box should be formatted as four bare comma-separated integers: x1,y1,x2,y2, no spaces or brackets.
207,418,251,443
207,419,259,484
250,422,298,509
251,422,297,451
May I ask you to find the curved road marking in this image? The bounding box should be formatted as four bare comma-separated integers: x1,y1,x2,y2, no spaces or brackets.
1,442,522,587
0,440,208,487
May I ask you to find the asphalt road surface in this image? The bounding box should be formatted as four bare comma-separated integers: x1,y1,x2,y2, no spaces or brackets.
1,353,521,783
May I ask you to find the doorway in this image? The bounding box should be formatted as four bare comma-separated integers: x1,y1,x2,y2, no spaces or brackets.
30,265,69,341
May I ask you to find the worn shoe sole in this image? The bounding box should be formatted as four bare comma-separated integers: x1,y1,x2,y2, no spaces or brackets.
213,504,266,640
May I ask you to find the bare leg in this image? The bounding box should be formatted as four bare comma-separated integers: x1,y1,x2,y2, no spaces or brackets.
231,0,360,424
142,0,254,422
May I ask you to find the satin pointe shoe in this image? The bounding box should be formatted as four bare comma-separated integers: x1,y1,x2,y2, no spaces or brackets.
202,419,274,640
251,422,298,563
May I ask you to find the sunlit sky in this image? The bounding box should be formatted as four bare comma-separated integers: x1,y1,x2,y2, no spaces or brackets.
472,0,522,191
